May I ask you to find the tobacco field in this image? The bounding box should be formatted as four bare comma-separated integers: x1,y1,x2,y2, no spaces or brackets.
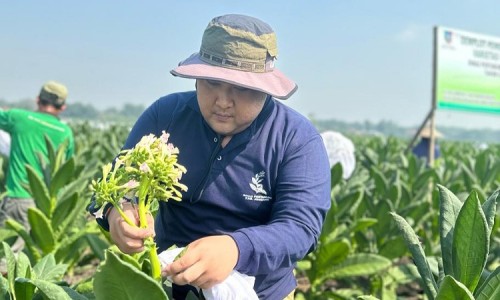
0,122,499,300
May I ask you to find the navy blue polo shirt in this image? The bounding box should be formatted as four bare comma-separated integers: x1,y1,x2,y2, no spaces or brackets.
122,91,331,299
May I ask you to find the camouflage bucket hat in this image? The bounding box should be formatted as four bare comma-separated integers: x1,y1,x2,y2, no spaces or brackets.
171,14,297,100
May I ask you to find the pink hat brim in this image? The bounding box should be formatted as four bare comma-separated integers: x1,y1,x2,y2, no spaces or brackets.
171,53,297,100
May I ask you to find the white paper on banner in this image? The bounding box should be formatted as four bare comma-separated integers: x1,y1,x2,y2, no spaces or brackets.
158,247,259,300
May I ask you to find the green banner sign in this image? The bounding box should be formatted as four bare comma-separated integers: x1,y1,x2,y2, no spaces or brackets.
435,27,500,114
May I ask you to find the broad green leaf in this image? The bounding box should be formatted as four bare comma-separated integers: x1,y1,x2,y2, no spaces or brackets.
93,250,168,300
316,238,350,270
331,162,343,187
4,219,42,261
25,164,52,216
14,279,36,300
370,167,387,196
452,191,488,292
481,190,498,233
33,254,68,282
52,192,79,232
350,217,378,233
373,200,392,238
336,188,364,219
28,207,56,253
44,135,58,174
437,184,463,276
0,275,9,299
475,267,500,300
62,286,90,300
15,278,83,300
53,194,88,243
323,253,391,279
435,275,474,300
390,212,438,299
15,252,31,279
379,237,408,259
413,169,436,191
0,227,17,241
49,157,75,198
85,234,110,261
2,242,16,296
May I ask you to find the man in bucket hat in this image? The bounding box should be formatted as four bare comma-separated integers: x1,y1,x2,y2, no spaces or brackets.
89,14,330,300
0,80,74,253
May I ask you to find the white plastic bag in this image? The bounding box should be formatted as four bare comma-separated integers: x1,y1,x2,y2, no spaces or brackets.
158,247,259,300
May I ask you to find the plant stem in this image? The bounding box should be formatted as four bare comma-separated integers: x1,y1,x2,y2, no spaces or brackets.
138,176,161,281
114,205,136,227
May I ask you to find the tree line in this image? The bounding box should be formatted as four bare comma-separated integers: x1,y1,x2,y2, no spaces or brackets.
1,98,498,143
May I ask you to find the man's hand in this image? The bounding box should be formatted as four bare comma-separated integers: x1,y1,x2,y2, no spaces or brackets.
162,235,239,289
108,202,155,254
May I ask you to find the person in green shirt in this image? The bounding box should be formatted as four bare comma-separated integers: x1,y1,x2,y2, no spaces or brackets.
0,80,74,252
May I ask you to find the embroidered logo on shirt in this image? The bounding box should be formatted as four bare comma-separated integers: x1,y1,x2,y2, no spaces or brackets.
243,171,272,201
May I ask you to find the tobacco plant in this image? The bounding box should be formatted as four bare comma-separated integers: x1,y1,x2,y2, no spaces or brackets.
1,137,104,268
391,184,500,299
91,131,187,281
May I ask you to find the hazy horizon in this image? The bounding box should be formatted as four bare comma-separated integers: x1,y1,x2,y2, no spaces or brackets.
1,1,499,131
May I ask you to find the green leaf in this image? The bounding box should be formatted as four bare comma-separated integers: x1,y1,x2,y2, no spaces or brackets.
0,275,9,299
481,190,498,233
15,278,82,300
324,253,391,279
25,164,52,216
85,235,110,261
413,169,436,191
14,279,36,300
28,207,56,253
452,190,488,292
62,286,90,300
2,242,16,296
33,254,68,282
93,250,168,300
53,194,88,244
51,192,79,232
44,135,58,175
350,217,378,233
390,212,438,299
475,266,500,300
49,157,75,198
4,219,42,261
437,184,463,276
358,296,380,300
370,167,387,195
373,199,393,238
15,252,32,279
379,236,408,259
331,162,343,187
435,275,474,300
316,239,350,270
336,188,364,219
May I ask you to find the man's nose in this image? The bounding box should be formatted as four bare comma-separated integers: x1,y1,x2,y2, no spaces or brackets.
215,89,234,108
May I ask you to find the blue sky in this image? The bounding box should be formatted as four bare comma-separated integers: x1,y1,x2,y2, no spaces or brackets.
1,1,499,130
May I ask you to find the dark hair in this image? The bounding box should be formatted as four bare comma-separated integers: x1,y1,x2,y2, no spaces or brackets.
39,89,65,109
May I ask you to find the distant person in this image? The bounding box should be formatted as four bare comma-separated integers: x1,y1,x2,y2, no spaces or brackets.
412,126,442,163
320,131,356,179
0,80,75,252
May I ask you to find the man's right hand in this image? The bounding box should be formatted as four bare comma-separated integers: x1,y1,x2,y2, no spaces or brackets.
108,202,155,254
